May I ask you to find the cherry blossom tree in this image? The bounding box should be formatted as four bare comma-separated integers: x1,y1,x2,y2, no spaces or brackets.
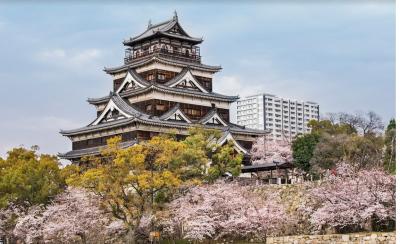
162,182,292,241
250,136,292,165
13,188,126,244
302,163,395,233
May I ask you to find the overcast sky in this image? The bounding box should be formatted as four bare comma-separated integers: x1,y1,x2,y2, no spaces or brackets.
0,1,395,158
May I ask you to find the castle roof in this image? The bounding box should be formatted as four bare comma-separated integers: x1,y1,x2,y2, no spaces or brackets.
123,13,203,46
58,140,138,160
104,55,221,74
61,93,265,137
89,68,238,105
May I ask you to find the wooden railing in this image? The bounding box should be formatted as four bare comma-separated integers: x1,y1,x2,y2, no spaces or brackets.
124,47,201,64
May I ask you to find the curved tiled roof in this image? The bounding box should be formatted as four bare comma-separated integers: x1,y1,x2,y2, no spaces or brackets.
111,93,149,118
58,140,138,159
158,103,193,123
88,79,239,106
104,55,221,74
127,69,151,87
123,15,202,46
88,85,238,105
63,93,265,137
163,67,190,87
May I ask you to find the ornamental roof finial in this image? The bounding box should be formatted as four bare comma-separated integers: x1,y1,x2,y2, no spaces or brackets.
148,19,152,29
173,10,178,20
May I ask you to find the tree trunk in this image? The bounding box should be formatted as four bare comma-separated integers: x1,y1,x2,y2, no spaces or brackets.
126,226,136,244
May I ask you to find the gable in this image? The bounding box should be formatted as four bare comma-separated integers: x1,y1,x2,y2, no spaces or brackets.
175,80,201,92
116,72,146,93
168,70,208,93
218,133,248,154
167,23,186,36
92,100,132,125
163,109,192,123
202,113,228,127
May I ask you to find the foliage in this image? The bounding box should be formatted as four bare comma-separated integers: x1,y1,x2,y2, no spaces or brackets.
250,136,292,165
0,147,64,209
302,111,387,173
322,111,384,136
65,126,244,239
344,135,383,169
383,119,396,173
67,136,185,240
208,141,243,181
292,133,320,172
302,163,395,233
162,182,292,241
180,127,220,181
309,134,348,172
308,119,355,135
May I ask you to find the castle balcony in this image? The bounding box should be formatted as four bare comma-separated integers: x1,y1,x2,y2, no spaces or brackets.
124,46,201,64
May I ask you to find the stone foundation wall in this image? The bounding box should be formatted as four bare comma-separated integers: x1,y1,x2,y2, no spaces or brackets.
265,232,395,244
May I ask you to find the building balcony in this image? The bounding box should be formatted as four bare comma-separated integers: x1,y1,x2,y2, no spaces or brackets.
124,46,201,64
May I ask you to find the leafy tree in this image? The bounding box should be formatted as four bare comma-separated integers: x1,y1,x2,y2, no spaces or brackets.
310,134,349,172
0,148,64,209
182,126,243,182
383,119,396,173
344,135,383,169
180,127,220,181
292,133,320,172
67,136,186,242
208,141,243,182
308,119,356,135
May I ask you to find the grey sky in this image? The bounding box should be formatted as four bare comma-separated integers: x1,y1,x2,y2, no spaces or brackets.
0,2,395,157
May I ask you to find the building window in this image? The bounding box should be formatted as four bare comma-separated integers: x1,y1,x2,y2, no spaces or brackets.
147,74,155,81
158,73,166,80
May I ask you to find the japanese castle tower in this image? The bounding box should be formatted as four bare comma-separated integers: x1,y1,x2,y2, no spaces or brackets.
60,13,265,162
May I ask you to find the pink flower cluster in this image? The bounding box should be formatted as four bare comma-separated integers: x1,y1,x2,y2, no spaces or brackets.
250,136,293,165
13,188,125,243
162,182,291,241
304,163,395,232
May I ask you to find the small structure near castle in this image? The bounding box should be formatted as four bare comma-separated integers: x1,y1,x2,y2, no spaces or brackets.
59,12,266,163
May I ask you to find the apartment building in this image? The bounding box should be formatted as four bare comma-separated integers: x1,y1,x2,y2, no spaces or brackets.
236,94,319,141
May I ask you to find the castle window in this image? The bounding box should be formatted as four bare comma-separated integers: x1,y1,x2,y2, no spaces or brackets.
158,73,166,80
146,104,152,111
156,104,165,110
147,74,155,81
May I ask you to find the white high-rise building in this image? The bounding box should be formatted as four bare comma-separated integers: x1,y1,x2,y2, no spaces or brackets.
236,94,319,141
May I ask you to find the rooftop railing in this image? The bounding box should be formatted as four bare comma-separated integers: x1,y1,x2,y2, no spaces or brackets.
124,47,201,64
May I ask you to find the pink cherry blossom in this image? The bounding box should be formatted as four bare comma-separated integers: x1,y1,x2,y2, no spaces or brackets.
250,136,293,165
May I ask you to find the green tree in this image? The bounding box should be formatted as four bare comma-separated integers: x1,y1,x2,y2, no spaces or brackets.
180,127,220,181
344,135,383,169
292,133,320,172
308,119,356,135
310,133,349,172
383,119,396,173
67,129,242,241
0,148,64,209
208,141,243,182
68,135,200,242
